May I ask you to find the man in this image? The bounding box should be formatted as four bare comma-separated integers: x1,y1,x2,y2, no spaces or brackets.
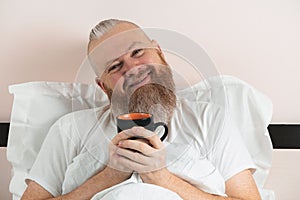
21,19,261,200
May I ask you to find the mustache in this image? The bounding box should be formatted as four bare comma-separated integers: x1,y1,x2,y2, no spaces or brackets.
123,65,153,92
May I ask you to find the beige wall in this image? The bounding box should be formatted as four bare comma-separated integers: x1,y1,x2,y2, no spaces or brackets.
1,0,300,123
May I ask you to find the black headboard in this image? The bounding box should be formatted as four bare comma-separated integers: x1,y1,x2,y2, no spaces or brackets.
267,124,300,149
0,123,10,147
0,123,299,148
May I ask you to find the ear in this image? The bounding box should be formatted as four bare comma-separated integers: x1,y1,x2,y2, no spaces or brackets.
95,77,107,94
151,40,165,60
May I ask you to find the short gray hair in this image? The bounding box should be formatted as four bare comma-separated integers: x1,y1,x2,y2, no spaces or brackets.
88,19,138,52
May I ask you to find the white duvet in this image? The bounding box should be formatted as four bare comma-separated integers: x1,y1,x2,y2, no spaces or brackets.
91,141,227,199
91,173,182,200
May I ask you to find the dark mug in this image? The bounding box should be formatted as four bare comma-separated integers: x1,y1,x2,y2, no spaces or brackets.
117,112,168,141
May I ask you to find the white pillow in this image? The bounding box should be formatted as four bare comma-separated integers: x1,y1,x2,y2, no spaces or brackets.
7,82,108,199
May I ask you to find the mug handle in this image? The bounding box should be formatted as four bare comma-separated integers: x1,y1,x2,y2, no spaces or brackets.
153,122,168,141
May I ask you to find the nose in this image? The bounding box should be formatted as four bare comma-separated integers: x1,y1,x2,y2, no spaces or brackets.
123,57,141,78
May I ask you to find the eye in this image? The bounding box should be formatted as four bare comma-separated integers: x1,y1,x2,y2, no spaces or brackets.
107,61,123,73
131,48,144,58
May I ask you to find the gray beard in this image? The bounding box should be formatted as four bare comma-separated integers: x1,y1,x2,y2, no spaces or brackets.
128,83,176,123
110,83,176,124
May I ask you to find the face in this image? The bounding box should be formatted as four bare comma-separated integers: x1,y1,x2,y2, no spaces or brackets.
100,46,170,95
90,23,177,122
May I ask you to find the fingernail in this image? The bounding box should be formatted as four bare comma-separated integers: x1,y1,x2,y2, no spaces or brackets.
133,126,143,132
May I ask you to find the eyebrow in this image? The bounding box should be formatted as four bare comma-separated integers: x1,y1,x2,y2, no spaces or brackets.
126,41,143,51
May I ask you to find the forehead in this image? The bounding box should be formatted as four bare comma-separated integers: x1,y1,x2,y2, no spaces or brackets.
89,23,146,53
88,24,154,76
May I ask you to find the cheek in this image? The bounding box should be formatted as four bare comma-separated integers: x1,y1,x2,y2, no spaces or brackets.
141,52,165,65
107,75,125,90
144,57,161,65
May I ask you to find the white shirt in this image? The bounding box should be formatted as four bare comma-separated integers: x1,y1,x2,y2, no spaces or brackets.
28,77,264,199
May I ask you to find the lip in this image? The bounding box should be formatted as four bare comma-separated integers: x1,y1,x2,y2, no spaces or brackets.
126,71,151,91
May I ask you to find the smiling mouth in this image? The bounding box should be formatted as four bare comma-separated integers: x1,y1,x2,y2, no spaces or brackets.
125,71,152,92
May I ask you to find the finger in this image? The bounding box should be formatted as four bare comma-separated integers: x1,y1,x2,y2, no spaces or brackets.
130,127,164,149
116,147,152,165
111,129,136,145
118,140,154,156
117,155,164,173
116,153,151,173
111,126,152,145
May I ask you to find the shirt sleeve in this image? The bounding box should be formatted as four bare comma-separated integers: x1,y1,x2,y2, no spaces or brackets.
208,111,256,181
26,118,78,197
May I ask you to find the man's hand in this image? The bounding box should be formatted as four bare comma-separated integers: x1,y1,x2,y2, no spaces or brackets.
108,131,137,174
114,126,170,183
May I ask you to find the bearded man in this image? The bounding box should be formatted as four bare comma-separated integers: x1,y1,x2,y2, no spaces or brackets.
21,19,261,200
